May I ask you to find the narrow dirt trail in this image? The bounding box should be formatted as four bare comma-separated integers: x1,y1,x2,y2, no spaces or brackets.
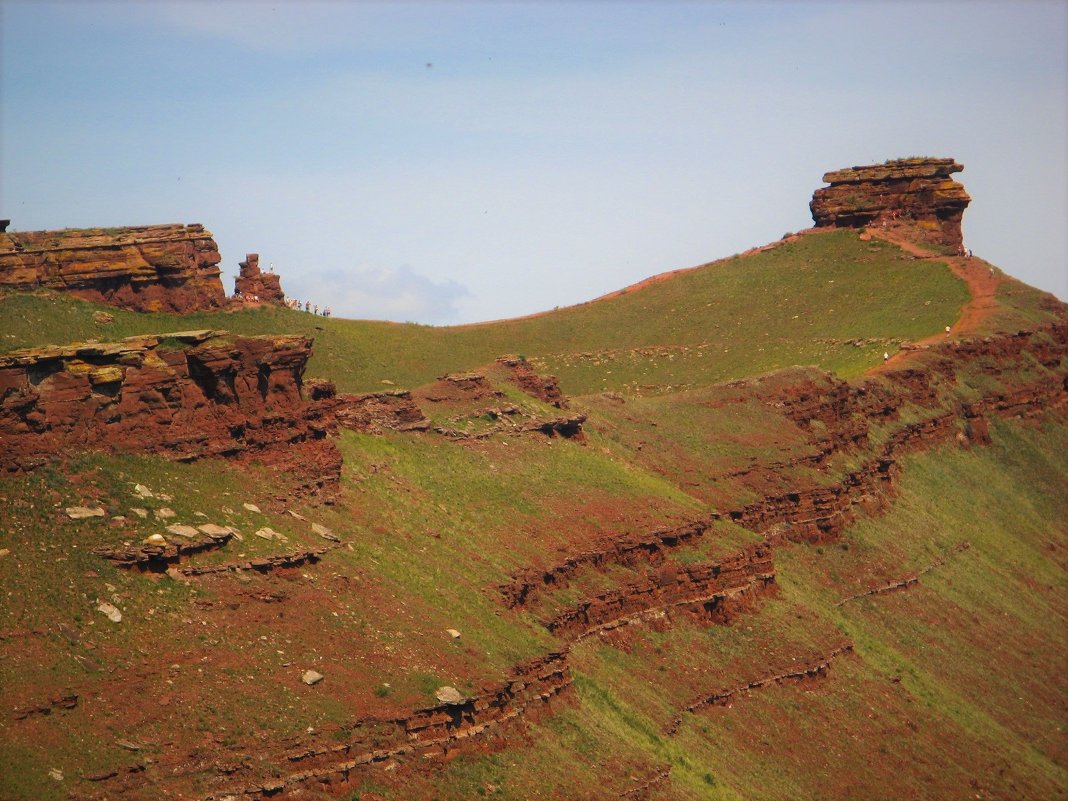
865,227,1003,375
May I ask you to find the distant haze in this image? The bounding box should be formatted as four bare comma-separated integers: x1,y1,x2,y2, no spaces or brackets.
2,1,1065,323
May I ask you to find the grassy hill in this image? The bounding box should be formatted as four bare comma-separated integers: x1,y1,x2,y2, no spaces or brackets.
1,230,983,395
0,225,1064,801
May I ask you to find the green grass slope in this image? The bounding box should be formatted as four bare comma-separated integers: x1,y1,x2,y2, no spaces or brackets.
401,413,1067,801
0,230,976,395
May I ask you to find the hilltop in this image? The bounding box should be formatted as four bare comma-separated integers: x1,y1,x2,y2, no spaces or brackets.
0,158,1065,801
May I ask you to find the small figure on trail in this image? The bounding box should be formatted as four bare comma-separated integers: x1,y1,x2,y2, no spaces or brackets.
324,307,332,318
945,325,951,335
965,249,972,259
305,301,311,312
883,351,889,362
989,267,994,278
314,304,319,315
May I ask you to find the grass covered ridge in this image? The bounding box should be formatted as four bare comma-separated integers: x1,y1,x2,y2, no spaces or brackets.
0,230,973,395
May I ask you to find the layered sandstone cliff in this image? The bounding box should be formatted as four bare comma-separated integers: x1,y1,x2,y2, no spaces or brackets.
0,223,226,312
810,158,971,249
0,330,339,494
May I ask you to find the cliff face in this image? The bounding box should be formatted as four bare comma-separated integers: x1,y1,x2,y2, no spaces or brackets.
0,330,340,495
0,223,226,312
810,158,971,249
234,252,285,305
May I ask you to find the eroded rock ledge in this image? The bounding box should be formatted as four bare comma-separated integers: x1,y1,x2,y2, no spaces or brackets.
0,223,226,312
501,322,1068,634
545,543,775,639
197,652,572,799
666,642,855,735
0,330,340,495
810,157,971,249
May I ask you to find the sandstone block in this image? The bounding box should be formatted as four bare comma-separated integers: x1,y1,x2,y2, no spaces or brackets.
0,223,226,312
810,157,970,249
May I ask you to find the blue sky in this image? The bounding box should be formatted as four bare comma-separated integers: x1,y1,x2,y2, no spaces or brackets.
2,1,1065,323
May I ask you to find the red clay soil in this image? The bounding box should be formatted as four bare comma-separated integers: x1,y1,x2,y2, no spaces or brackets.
865,227,1003,374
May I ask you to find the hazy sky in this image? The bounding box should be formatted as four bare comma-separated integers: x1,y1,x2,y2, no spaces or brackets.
2,1,1065,323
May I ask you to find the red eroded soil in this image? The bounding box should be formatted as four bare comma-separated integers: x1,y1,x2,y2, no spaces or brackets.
865,227,1003,374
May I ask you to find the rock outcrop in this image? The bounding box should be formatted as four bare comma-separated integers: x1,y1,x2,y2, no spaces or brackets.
197,652,572,799
93,528,234,571
810,158,971,249
0,223,226,312
332,390,432,433
497,356,569,408
667,642,854,734
544,543,775,639
500,517,717,609
0,330,340,495
234,253,285,305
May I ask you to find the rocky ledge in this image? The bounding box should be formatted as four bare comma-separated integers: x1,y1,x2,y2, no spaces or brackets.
0,223,226,312
810,157,971,249
0,330,340,495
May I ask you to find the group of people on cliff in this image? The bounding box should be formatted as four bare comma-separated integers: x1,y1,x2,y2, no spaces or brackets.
231,292,331,317
285,297,331,317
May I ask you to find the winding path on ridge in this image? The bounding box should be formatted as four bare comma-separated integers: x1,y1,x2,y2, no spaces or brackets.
865,227,1004,375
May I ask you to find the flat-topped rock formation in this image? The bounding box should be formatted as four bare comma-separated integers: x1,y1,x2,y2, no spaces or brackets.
234,252,285,305
0,330,340,495
0,223,225,312
810,157,971,250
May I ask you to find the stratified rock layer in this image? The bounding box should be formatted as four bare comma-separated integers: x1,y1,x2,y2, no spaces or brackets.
0,331,339,495
234,253,285,305
0,223,225,312
810,158,971,249
332,389,432,433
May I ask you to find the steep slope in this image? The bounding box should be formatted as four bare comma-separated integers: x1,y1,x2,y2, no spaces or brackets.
0,158,1064,801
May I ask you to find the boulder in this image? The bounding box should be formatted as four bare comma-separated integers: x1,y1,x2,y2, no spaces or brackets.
96,601,122,623
66,507,105,520
165,524,200,539
301,670,324,686
434,686,464,705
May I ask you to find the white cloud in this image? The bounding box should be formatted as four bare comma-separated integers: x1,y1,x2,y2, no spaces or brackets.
289,264,470,325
